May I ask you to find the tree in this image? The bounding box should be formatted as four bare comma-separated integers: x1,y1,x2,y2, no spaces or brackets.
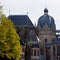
0,4,21,60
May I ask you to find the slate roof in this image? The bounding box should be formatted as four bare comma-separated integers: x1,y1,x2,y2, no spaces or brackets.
8,15,34,27
38,15,55,28
38,8,55,28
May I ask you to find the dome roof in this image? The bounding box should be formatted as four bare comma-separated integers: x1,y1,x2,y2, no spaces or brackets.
38,8,55,28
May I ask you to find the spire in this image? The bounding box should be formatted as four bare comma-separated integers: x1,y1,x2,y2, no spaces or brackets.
44,8,48,15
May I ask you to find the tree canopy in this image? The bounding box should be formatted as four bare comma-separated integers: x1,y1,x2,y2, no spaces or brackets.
0,4,21,60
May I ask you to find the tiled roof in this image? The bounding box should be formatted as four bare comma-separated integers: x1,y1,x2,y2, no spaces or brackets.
8,15,34,27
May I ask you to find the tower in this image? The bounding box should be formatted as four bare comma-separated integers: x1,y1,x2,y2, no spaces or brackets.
37,8,56,43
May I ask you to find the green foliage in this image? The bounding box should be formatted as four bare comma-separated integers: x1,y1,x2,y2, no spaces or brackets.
0,15,21,60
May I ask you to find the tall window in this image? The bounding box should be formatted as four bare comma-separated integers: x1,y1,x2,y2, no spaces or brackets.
45,38,47,42
34,49,36,56
31,48,39,56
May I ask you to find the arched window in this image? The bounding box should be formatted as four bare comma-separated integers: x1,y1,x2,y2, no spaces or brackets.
45,38,47,42
31,48,39,56
34,49,36,56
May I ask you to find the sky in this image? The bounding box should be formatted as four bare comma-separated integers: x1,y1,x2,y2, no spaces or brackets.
1,0,60,29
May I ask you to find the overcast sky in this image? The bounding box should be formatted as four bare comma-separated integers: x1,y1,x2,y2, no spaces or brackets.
1,0,60,29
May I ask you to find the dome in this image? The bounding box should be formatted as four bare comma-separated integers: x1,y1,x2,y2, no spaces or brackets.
38,8,55,28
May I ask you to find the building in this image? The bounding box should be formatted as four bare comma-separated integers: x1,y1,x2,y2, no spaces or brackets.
8,8,60,60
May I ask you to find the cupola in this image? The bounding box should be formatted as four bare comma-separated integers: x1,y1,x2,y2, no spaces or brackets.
38,8,56,29
44,8,48,15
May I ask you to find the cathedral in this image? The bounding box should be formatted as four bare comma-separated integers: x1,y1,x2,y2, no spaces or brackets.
8,8,60,60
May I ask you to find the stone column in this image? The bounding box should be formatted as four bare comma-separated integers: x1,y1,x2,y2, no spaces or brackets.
55,45,57,60
50,46,53,60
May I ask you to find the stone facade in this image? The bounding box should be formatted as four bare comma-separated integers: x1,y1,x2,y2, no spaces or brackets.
8,8,60,60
